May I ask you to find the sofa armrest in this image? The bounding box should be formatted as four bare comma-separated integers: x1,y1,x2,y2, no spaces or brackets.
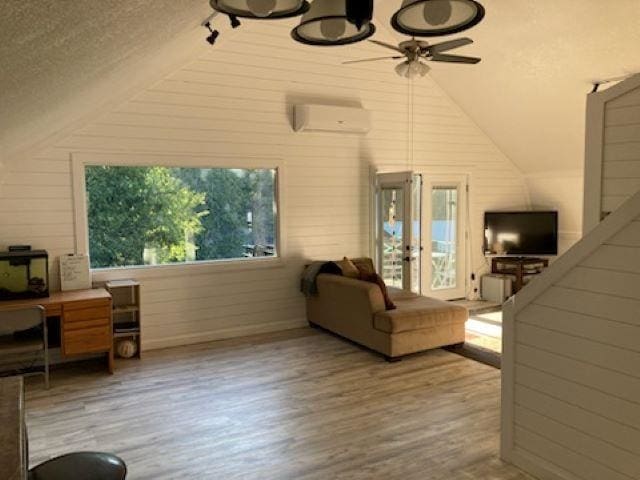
315,274,386,315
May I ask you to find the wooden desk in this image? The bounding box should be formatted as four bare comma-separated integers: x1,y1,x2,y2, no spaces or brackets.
1,289,114,373
0,377,26,480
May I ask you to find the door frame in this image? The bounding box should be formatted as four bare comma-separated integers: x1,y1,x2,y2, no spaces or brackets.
372,171,422,293
422,174,469,300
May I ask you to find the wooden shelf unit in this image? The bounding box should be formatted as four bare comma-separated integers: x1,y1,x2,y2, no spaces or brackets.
491,257,549,293
105,280,141,358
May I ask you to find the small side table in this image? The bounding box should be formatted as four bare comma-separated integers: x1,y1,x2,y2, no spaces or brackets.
491,257,549,293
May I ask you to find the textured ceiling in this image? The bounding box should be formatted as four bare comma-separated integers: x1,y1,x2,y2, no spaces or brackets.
377,0,640,173
2,1,639,174
0,0,211,154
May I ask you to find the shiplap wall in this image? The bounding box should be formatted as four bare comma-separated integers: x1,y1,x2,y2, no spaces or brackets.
526,170,583,256
503,204,640,480
584,74,640,233
0,20,527,349
603,85,640,212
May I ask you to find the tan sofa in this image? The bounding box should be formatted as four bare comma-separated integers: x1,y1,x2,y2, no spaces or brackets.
306,273,468,360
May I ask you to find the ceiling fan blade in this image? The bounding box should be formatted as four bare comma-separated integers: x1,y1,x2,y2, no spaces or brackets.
342,56,403,64
368,39,404,53
430,53,481,64
428,38,473,54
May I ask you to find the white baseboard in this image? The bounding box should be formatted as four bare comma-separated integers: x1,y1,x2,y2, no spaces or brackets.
141,317,308,351
510,449,579,480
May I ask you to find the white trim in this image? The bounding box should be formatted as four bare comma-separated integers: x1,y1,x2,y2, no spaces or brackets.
509,450,578,480
71,151,286,277
583,92,605,235
501,297,516,461
142,317,306,351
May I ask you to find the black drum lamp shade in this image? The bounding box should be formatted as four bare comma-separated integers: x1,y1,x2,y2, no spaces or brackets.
391,0,485,37
291,0,376,46
210,0,310,19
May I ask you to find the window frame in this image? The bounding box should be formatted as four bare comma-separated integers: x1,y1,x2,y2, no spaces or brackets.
72,153,286,281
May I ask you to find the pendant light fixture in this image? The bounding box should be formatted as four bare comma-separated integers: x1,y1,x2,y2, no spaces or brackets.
346,0,373,30
210,0,310,19
291,0,376,46
391,0,485,37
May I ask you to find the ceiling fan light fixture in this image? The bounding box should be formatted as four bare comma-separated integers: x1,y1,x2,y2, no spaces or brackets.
391,0,484,37
395,61,411,78
210,0,310,19
291,0,375,46
395,60,430,79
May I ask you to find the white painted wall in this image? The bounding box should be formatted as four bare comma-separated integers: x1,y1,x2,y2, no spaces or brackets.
526,170,583,255
502,191,640,480
0,21,528,350
584,75,640,233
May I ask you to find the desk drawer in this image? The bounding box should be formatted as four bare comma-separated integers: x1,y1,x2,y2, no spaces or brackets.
63,325,111,356
64,305,111,323
64,317,110,331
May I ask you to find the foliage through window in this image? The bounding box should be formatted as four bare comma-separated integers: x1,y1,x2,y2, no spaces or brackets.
84,165,278,269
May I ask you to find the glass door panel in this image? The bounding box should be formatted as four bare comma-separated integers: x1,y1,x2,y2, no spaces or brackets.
374,172,422,293
380,188,404,288
423,176,467,300
431,187,458,290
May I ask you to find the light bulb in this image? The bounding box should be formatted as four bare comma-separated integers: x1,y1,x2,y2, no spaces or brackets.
409,60,422,77
423,0,452,26
395,61,410,78
247,0,277,17
320,18,346,41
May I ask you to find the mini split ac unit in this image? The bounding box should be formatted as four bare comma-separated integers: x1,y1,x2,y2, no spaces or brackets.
293,104,371,134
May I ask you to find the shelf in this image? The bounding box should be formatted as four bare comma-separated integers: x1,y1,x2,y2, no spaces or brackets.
106,280,140,288
113,305,139,314
114,331,140,338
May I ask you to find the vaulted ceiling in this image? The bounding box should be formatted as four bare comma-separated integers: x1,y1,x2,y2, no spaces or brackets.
2,1,639,173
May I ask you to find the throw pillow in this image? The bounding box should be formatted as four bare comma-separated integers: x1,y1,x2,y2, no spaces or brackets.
336,257,360,279
351,257,376,276
359,271,396,311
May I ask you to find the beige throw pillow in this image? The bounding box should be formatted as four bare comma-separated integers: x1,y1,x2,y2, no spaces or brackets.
336,257,360,278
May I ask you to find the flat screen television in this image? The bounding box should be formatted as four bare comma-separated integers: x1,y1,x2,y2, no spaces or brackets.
484,211,558,257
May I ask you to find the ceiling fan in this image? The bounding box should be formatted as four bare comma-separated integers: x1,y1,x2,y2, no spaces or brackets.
343,37,480,78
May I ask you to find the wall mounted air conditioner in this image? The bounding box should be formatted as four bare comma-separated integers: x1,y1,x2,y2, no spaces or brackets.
293,104,371,134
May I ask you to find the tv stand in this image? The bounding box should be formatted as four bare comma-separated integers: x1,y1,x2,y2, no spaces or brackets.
491,257,549,293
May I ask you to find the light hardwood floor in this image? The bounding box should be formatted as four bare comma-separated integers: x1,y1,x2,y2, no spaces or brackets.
25,328,531,480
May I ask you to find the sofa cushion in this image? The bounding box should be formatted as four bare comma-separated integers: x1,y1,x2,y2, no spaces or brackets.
373,296,467,334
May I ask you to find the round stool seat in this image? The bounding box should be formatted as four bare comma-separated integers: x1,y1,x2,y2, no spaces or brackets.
29,452,127,480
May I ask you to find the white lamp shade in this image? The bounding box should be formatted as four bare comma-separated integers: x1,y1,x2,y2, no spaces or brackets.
391,0,484,37
210,0,309,19
291,0,375,46
395,60,430,79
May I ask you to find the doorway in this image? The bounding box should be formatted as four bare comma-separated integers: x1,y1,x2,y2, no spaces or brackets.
374,172,422,294
373,172,468,299
422,175,468,300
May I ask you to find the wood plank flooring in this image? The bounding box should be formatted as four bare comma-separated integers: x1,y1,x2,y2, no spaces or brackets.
24,328,532,480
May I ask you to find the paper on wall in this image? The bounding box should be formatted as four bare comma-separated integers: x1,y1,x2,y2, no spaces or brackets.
60,254,91,291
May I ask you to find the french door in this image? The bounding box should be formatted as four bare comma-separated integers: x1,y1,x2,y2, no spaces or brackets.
422,175,468,300
374,172,422,294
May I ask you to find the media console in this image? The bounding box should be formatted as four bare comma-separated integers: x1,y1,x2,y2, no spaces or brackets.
491,257,549,293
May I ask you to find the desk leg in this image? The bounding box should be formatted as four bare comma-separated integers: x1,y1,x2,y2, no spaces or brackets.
107,349,114,374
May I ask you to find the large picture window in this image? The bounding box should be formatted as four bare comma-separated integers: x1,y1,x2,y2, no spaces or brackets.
83,165,278,269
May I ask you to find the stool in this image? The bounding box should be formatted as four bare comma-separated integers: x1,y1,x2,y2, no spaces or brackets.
29,452,127,480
